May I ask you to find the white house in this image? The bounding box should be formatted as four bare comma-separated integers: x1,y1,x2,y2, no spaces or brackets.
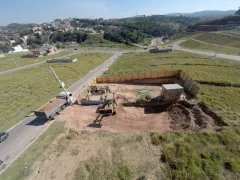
9,45,29,53
9,40,16,44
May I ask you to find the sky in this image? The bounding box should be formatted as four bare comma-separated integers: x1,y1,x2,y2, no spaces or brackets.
0,0,239,25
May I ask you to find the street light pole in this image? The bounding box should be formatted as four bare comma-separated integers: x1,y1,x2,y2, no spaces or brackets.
49,66,73,104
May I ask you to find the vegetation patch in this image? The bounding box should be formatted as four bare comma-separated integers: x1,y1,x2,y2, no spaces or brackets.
180,39,240,55
0,51,71,72
150,130,240,180
194,32,240,49
0,53,112,131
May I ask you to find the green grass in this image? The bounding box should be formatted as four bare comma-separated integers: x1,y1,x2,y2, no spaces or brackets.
198,85,240,126
0,120,65,180
164,31,201,45
0,53,112,132
222,30,240,36
180,39,240,55
73,157,132,180
138,38,152,46
0,51,72,72
194,32,240,49
103,52,240,85
151,129,240,180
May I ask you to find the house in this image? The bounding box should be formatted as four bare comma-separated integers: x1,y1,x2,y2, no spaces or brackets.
9,40,16,44
9,45,29,53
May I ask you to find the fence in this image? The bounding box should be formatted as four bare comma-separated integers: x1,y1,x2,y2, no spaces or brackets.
96,70,181,83
96,70,200,97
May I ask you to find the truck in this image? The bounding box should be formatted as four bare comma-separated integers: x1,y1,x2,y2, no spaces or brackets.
34,92,73,120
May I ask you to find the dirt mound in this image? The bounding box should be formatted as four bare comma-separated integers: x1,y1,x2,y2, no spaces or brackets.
168,102,222,131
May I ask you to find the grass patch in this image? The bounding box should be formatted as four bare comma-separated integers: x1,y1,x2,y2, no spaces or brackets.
0,120,65,180
73,156,132,180
138,38,152,46
0,53,112,132
194,32,240,49
180,39,240,55
151,130,240,180
165,31,201,45
103,51,240,85
0,51,71,72
198,85,240,126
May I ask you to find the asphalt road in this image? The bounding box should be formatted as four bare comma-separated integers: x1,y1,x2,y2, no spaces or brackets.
0,53,121,174
172,41,240,61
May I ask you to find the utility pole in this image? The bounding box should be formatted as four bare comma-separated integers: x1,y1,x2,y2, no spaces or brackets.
49,66,73,104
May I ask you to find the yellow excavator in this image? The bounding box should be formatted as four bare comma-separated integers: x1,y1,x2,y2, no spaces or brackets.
97,93,117,115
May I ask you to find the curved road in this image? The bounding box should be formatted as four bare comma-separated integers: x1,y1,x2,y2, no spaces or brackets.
172,40,240,61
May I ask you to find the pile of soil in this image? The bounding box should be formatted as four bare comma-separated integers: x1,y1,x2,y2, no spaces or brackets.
168,102,222,131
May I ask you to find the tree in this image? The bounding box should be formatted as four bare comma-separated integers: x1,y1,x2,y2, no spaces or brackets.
235,7,240,15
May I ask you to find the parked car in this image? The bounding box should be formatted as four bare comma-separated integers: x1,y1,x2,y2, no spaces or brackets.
0,132,9,143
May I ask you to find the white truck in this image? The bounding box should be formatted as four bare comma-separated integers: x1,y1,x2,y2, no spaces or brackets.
34,92,73,120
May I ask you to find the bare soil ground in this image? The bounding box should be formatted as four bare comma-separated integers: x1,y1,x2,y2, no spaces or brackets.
28,131,163,180
61,84,220,133
62,84,171,132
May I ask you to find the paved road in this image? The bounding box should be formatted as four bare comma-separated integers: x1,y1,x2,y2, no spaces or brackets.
172,41,240,61
0,53,121,174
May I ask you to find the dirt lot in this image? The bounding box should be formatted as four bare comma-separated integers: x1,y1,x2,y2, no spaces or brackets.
29,131,163,180
61,84,221,133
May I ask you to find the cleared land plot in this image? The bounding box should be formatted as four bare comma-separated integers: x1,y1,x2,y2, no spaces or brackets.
62,84,222,132
180,39,240,55
0,51,72,72
0,53,112,132
194,32,240,48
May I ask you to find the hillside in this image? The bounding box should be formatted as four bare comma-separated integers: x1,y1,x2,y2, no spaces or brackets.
188,15,240,31
166,10,236,18
179,31,240,55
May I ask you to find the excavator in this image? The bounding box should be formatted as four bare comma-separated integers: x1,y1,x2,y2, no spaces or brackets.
97,93,117,115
